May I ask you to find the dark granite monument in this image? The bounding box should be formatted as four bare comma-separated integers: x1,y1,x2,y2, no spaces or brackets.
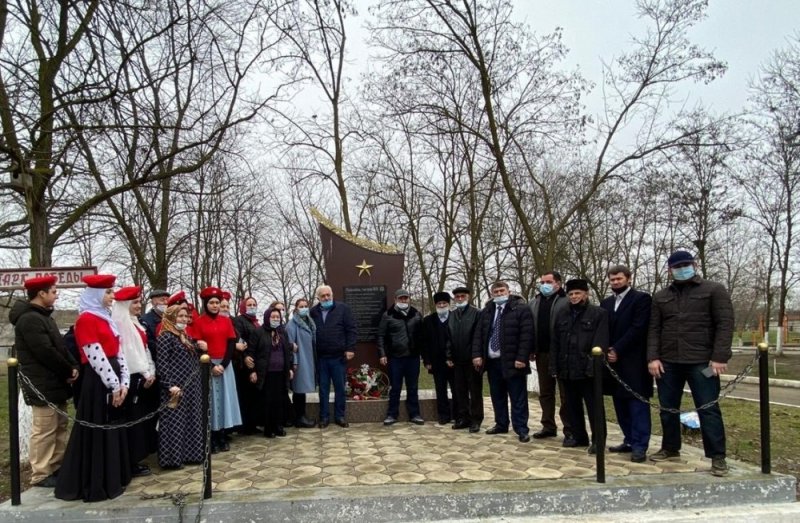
312,209,404,368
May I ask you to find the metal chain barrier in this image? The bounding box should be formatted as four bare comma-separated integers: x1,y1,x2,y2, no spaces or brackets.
603,350,760,415
17,365,201,430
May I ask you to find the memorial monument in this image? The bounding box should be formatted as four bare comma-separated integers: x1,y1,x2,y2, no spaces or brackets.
312,209,404,368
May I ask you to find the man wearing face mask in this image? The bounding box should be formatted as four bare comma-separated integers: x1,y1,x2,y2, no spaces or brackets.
528,271,572,441
550,279,609,453
647,250,734,477
379,289,425,425
447,286,483,433
600,265,652,463
141,289,170,364
420,291,455,425
472,281,533,442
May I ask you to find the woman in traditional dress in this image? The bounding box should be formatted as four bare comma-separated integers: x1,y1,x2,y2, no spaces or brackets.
55,274,132,502
285,298,316,428
156,305,205,469
111,286,156,477
192,286,241,452
232,296,261,433
249,306,293,438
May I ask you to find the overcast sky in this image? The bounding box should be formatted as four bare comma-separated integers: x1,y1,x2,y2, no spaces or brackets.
521,0,799,114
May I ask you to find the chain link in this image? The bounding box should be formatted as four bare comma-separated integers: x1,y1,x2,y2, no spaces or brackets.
17,365,202,430
14,362,212,522
602,351,759,414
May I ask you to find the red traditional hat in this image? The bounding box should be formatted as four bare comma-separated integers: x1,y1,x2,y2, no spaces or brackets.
114,285,141,301
199,286,224,300
23,275,58,291
221,291,231,301
167,290,187,306
82,274,116,289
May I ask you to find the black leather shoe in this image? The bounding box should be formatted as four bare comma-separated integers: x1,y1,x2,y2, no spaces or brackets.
34,475,58,488
452,420,470,430
276,427,287,437
609,443,633,453
588,443,597,455
221,440,230,452
335,418,349,428
264,432,276,438
631,450,647,463
131,464,151,477
532,429,557,439
519,434,531,443
469,424,481,433
562,437,579,448
319,419,330,428
485,425,508,435
438,418,452,425
297,416,316,428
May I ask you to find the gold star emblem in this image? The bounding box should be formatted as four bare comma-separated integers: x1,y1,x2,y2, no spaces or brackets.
356,259,374,277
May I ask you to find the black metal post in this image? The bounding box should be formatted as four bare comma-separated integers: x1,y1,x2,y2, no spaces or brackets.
8,357,21,505
201,354,212,499
592,347,605,483
758,343,771,474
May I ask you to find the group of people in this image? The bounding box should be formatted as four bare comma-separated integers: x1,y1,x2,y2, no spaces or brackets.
367,249,734,479
9,248,734,502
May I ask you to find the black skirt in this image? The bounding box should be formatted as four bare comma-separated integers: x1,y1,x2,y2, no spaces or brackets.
55,359,132,502
126,372,159,461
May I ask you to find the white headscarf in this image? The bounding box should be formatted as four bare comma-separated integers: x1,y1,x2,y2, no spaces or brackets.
79,287,120,337
111,299,149,375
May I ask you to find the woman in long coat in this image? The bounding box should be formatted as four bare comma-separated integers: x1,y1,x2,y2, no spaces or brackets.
157,305,205,469
285,298,316,428
249,307,293,438
232,297,262,433
55,274,132,502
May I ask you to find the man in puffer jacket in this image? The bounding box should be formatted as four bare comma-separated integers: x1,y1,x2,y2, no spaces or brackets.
647,250,734,477
10,276,78,488
472,281,533,442
378,289,424,426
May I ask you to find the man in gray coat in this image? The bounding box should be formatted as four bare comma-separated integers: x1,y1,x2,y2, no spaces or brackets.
647,250,734,477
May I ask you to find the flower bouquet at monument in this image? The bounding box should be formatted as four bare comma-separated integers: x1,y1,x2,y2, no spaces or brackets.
346,363,389,400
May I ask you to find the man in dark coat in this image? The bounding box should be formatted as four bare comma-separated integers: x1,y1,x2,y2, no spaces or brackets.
379,289,424,425
421,291,455,424
528,270,572,440
310,285,357,428
550,279,609,453
647,250,734,477
9,275,78,488
140,289,170,364
447,286,483,433
600,265,652,462
472,281,533,442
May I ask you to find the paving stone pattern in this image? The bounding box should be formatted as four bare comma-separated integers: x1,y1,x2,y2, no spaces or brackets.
126,398,711,498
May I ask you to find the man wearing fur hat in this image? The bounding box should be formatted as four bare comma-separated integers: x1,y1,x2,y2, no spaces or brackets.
647,250,734,477
420,291,455,425
550,279,609,453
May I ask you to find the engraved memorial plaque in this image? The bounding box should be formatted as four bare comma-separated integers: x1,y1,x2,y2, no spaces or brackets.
343,285,387,343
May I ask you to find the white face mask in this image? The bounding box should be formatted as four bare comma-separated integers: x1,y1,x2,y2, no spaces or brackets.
396,302,410,310
176,322,187,331
155,304,167,314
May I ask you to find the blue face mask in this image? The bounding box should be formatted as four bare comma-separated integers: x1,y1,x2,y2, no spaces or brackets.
320,300,334,309
269,319,281,329
671,265,696,281
539,283,555,297
493,295,509,305
298,307,309,317
455,302,468,309
245,307,257,317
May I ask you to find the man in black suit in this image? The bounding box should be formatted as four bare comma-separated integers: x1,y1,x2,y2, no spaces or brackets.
600,265,652,463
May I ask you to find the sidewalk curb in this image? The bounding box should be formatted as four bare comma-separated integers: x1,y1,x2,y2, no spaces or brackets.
721,375,800,389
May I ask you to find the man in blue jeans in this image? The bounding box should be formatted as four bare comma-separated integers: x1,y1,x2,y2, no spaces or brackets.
378,289,424,425
647,250,734,476
310,285,357,428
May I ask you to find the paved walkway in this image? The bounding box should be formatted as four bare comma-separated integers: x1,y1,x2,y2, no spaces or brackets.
124,398,711,498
